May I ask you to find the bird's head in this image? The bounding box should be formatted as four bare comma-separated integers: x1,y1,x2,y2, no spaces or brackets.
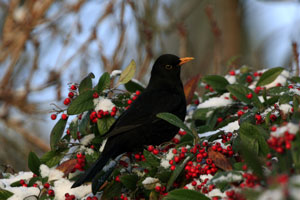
148,54,194,89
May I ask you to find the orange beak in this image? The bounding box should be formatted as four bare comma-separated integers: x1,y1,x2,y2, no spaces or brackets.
179,57,194,66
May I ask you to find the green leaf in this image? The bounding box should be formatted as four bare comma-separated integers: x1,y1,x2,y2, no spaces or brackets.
163,189,209,200
143,149,160,167
0,189,13,199
124,80,145,93
40,151,64,167
267,86,289,96
28,151,41,176
79,73,95,94
227,84,263,109
291,76,300,83
202,75,229,92
157,112,193,137
67,90,94,115
237,140,264,179
50,118,67,150
120,174,138,190
256,67,284,86
69,119,78,139
102,181,122,199
239,123,269,157
10,181,22,187
116,60,136,86
167,156,190,191
193,108,214,121
97,116,115,135
95,72,110,93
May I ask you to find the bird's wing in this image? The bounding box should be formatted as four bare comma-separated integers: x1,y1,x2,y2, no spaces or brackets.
104,89,184,138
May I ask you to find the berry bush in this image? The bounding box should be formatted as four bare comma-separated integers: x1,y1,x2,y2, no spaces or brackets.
1,62,300,200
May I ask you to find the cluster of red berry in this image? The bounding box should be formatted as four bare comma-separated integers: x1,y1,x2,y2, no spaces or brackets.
225,190,246,200
44,182,54,197
72,153,86,172
125,90,141,109
267,130,295,153
172,130,187,144
89,106,118,123
154,185,168,196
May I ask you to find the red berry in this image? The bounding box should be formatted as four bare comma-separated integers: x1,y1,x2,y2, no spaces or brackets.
93,92,99,98
110,112,116,117
132,96,137,100
246,75,253,83
22,184,28,187
147,145,154,152
253,72,259,77
115,176,120,182
237,110,244,117
229,70,235,76
153,149,159,155
68,92,74,98
246,93,253,99
51,114,57,120
70,85,77,90
135,90,141,95
127,99,132,105
64,98,71,105
242,164,248,171
192,181,197,186
61,114,68,120
217,117,223,123
170,165,176,171
155,186,161,192
44,183,50,189
134,154,141,160
48,189,54,196
112,106,117,112
20,180,25,185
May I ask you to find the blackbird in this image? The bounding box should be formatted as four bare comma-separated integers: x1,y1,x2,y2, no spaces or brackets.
71,54,194,193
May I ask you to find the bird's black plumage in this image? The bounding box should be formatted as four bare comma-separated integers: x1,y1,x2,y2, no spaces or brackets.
71,54,193,193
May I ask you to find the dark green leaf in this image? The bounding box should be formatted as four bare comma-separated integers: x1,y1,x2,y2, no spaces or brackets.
157,112,193,137
193,108,214,121
28,152,41,176
291,76,300,83
163,189,209,200
97,116,115,135
79,73,94,94
124,80,145,93
0,189,13,199
79,111,91,135
28,177,41,187
143,149,160,167
40,151,64,168
95,72,110,93
267,86,289,96
102,181,122,199
10,181,22,187
156,171,172,183
50,118,67,150
227,84,263,109
69,120,78,139
167,156,190,191
239,123,269,157
202,75,229,92
67,90,94,115
237,140,264,178
256,67,284,86
120,174,138,190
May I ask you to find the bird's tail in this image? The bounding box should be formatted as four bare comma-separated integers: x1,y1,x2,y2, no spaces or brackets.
71,152,111,188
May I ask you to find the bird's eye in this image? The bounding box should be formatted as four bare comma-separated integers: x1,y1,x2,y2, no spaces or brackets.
165,65,173,70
